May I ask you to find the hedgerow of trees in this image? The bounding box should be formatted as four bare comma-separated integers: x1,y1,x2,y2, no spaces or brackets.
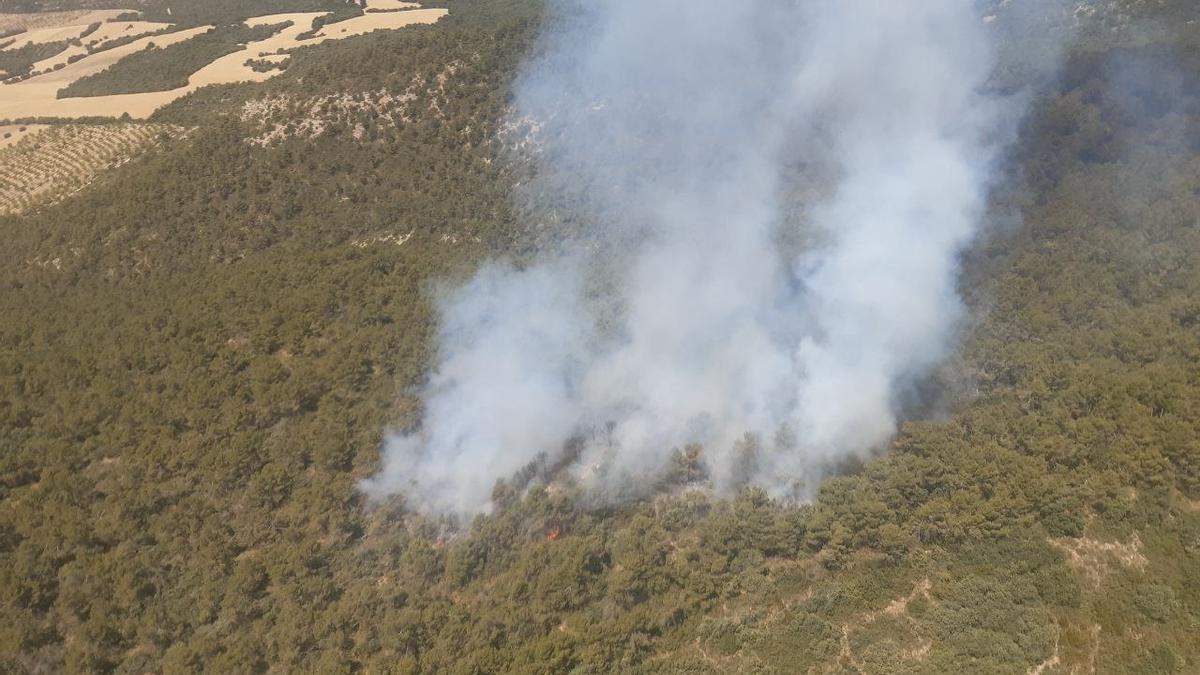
56,23,287,98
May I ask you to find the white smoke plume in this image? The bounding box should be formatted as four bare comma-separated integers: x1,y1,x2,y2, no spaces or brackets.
363,0,1030,515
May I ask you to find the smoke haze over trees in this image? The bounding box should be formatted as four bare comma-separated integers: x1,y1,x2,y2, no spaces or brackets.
364,0,1039,515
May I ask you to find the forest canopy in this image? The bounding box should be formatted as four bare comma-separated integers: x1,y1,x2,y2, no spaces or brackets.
0,0,1197,673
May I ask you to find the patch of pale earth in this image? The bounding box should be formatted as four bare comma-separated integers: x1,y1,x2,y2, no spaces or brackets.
0,10,128,33
351,230,415,248
30,21,175,72
0,123,46,148
1049,533,1148,587
241,89,416,145
499,110,546,156
243,58,463,145
864,577,932,624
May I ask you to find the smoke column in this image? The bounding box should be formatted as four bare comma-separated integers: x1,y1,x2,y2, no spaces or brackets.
363,0,1023,515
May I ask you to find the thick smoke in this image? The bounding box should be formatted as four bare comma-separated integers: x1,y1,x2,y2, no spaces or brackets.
363,0,1026,515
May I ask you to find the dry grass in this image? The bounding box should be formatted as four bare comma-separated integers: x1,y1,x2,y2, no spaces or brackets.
1049,533,1148,587
0,123,180,215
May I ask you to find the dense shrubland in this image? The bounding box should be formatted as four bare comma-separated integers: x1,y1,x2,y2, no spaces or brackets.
0,0,1197,672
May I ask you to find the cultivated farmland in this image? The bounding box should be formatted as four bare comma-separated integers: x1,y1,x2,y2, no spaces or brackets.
0,123,180,214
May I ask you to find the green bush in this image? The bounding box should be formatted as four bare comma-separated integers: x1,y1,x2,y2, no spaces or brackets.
1135,584,1178,623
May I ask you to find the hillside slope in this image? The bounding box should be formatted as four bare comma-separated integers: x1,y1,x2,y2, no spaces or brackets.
0,0,1197,673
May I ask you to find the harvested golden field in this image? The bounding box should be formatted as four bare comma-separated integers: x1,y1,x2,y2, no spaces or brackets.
0,123,179,215
365,0,422,10
0,7,447,121
0,25,212,120
1,24,90,49
30,20,176,72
